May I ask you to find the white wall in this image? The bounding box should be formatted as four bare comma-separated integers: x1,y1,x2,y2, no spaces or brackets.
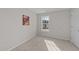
70,9,79,48
0,8,37,50
37,10,70,40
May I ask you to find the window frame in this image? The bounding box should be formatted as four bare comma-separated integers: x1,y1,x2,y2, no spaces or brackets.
40,16,49,31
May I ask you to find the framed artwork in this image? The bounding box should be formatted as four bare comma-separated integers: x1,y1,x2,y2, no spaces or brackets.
22,15,30,25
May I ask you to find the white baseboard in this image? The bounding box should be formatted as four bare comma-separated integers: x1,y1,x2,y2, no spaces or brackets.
8,36,36,51
38,35,70,40
70,39,79,49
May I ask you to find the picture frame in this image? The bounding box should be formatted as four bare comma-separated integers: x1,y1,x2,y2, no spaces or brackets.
22,15,30,25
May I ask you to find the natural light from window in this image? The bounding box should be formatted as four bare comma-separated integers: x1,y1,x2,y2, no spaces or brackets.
44,39,61,51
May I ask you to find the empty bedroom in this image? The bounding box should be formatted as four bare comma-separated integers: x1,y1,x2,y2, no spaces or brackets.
0,8,79,51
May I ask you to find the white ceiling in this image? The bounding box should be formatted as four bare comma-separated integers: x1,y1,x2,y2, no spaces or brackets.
28,8,69,14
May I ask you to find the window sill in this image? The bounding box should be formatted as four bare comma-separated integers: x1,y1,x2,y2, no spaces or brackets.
41,29,49,32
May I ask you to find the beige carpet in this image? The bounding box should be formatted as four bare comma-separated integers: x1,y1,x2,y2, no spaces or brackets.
12,36,79,51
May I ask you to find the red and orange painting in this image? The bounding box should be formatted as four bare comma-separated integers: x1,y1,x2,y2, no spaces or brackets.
22,15,30,25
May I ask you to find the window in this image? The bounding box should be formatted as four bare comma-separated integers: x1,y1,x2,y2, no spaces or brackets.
41,16,49,31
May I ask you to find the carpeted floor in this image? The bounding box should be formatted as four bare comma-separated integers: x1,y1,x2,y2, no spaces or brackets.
12,36,79,51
